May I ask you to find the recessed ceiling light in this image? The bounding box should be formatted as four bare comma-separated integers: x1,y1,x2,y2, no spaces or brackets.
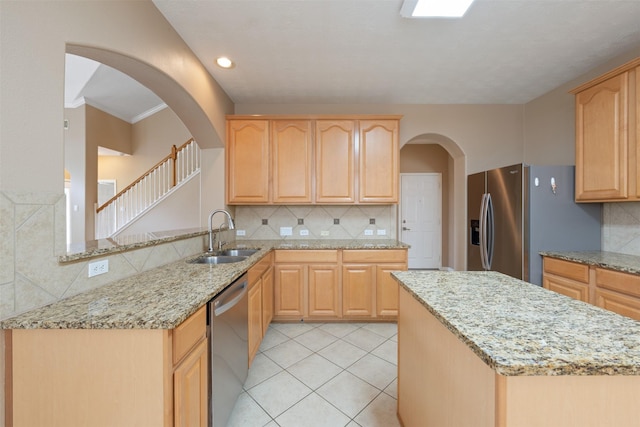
400,0,475,18
216,56,235,69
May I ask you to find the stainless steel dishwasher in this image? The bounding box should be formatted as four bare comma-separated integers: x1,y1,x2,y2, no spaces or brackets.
209,273,248,427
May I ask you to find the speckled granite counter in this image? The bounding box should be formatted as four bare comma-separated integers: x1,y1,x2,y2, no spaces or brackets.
392,270,640,376
540,250,640,275
2,239,407,330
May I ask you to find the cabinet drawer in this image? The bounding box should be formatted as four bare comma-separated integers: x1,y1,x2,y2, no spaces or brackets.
275,250,338,263
173,305,207,366
596,268,640,298
248,252,273,284
543,275,589,302
342,249,407,263
543,257,589,283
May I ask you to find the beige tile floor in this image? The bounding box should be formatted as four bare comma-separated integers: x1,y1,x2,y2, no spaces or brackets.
227,322,401,427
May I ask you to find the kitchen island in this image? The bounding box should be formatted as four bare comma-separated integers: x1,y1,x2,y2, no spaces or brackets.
393,270,640,427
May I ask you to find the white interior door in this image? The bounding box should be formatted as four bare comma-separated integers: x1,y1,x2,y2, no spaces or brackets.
400,173,442,269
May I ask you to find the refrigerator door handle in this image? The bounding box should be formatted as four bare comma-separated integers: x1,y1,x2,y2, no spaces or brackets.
479,193,488,270
486,193,495,270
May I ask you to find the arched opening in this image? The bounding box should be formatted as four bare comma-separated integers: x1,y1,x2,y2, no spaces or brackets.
63,46,211,244
400,133,466,270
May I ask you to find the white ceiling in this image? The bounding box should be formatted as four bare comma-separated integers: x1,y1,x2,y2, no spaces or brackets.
66,0,640,119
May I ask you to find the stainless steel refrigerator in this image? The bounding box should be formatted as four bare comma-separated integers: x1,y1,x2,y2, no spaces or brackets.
467,164,601,285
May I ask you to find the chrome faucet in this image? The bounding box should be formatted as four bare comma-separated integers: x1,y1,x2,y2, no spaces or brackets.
208,209,235,252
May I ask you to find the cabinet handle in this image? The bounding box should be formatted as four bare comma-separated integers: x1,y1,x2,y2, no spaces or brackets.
402,227,411,231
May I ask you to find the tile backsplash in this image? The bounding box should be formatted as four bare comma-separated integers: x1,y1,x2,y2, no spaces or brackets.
234,205,397,240
602,202,640,257
0,190,207,321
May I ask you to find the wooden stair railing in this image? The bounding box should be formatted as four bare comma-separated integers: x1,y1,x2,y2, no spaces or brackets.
95,138,200,239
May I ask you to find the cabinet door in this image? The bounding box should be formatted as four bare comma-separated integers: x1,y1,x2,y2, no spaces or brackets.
274,264,305,318
262,266,274,336
308,264,341,318
575,72,629,201
315,120,356,203
595,289,640,321
376,263,406,317
342,264,375,317
174,339,208,427
248,278,263,364
227,120,270,203
543,275,590,302
359,120,399,203
271,120,313,203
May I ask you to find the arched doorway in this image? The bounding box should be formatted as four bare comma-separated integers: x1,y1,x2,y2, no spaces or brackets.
399,133,466,270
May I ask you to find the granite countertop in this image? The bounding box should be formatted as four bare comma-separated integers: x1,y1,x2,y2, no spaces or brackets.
540,251,640,275
393,270,640,376
2,239,407,330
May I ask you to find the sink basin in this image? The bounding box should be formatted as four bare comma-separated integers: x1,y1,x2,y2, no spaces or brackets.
188,255,248,264
216,248,260,257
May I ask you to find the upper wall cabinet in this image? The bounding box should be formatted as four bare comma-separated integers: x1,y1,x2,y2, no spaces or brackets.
359,120,399,203
571,58,640,202
315,120,356,203
226,115,401,205
226,120,270,203
271,120,314,204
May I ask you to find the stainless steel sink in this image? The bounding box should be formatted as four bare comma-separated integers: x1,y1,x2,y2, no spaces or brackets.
215,248,260,257
188,255,248,264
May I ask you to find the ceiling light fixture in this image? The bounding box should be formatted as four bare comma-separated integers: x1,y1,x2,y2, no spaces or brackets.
400,0,476,18
216,56,235,69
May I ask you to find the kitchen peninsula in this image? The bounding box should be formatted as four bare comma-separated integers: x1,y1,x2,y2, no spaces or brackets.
394,270,640,427
1,239,407,427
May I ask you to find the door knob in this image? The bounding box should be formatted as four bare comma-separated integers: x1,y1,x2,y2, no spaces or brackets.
402,227,411,231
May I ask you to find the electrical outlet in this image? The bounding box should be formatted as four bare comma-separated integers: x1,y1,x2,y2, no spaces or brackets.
377,229,387,236
320,230,330,237
88,259,109,277
236,229,246,236
299,229,309,236
364,229,374,236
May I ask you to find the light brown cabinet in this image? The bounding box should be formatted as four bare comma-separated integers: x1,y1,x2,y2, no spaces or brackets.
571,58,640,202
5,305,209,427
226,119,270,203
343,249,408,319
315,119,356,203
543,255,640,321
272,249,407,321
271,119,313,203
273,250,341,320
248,252,274,365
542,257,590,303
226,115,401,205
359,120,399,203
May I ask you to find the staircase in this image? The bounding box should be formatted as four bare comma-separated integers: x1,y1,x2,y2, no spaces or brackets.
95,138,200,239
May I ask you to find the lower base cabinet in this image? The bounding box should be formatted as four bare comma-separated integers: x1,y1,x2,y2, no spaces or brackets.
5,305,208,427
543,256,640,321
273,248,407,321
248,252,274,365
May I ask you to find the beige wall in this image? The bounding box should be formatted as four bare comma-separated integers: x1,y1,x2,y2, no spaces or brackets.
400,144,451,267
524,46,640,165
0,0,232,193
98,107,191,194
86,105,132,155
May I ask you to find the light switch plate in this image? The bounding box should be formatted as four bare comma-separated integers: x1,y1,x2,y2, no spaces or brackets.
320,230,330,236
236,229,246,236
280,227,293,236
